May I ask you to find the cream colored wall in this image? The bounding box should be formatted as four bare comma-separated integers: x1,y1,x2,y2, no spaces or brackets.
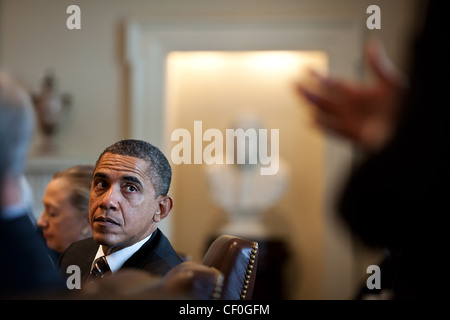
0,0,423,299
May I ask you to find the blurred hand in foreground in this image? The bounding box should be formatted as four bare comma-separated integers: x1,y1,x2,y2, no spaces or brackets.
296,39,408,153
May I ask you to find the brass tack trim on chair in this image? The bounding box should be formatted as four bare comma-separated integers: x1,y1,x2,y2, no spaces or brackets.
240,241,258,300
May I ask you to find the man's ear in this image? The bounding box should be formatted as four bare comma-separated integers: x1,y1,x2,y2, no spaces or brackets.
157,195,173,220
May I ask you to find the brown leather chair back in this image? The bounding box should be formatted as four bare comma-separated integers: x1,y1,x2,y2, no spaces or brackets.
202,235,258,300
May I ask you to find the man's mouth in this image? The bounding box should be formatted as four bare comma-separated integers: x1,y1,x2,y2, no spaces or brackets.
94,216,120,226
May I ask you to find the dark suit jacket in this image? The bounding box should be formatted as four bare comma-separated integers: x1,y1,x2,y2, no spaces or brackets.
0,213,65,298
59,228,182,282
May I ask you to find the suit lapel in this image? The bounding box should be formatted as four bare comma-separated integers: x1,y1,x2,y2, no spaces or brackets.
120,228,181,276
80,239,100,281
121,229,159,270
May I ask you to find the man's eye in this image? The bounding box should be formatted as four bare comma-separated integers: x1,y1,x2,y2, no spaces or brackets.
125,185,137,193
95,180,108,189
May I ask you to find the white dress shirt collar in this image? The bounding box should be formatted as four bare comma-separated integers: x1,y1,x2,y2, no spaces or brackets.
92,234,152,273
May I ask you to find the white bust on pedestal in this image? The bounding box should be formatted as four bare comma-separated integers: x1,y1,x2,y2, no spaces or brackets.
206,114,290,239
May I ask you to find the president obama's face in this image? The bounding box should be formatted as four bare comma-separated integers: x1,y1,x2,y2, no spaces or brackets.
89,152,163,254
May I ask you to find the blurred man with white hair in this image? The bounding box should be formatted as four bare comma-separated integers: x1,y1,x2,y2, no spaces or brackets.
0,71,64,298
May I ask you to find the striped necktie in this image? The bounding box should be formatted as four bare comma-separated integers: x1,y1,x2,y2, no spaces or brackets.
88,256,110,280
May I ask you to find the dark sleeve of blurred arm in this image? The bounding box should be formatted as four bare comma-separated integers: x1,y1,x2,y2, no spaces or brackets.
338,0,449,249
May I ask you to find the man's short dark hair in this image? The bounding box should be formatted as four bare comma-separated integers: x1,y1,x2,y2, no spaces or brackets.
95,139,171,197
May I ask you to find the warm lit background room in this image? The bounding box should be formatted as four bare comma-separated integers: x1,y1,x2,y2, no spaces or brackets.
0,0,423,299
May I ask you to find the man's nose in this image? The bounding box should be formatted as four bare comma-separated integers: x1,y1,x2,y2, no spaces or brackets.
99,185,120,210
